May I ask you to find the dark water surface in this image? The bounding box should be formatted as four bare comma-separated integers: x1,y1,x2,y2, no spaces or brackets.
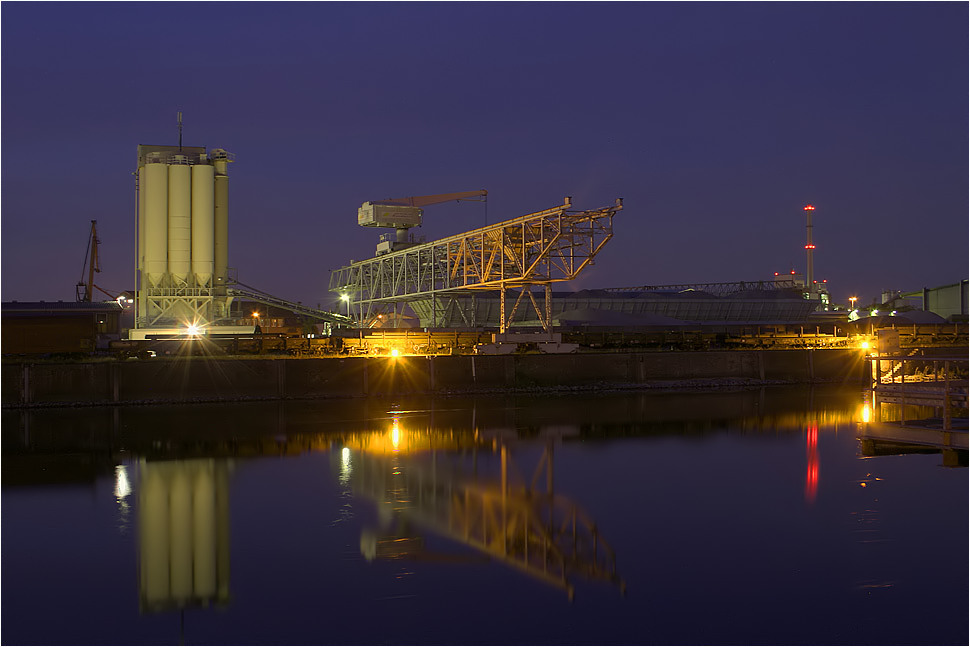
2,386,967,646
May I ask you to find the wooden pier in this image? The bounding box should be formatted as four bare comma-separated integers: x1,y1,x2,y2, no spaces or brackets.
862,353,968,463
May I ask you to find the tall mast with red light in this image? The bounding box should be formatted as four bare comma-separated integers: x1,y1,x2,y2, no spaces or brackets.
803,204,816,294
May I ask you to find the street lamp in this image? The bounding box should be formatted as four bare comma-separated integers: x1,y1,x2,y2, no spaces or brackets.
848,296,857,310
340,293,350,317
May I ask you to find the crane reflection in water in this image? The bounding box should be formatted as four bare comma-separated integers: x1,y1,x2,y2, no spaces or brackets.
339,411,626,600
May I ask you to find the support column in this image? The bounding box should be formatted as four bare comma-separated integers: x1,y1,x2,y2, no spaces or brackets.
111,363,120,402
22,364,30,406
544,284,552,334
944,361,952,431
277,360,286,399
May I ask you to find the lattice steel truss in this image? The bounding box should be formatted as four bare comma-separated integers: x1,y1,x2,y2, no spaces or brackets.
329,197,623,331
140,286,225,328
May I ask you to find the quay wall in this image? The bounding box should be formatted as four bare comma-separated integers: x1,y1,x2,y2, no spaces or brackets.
1,349,868,408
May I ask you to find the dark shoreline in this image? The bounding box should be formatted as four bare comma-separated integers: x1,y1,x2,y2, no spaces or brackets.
2,349,867,409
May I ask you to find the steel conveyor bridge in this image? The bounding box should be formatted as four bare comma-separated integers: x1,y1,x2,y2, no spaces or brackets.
229,282,352,326
329,197,623,332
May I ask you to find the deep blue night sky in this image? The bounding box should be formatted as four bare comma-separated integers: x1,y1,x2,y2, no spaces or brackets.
2,2,966,309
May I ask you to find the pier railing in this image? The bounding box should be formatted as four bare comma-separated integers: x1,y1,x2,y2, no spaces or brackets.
865,354,968,436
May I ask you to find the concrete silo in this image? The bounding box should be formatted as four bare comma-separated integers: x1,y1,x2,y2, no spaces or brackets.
167,160,192,286
134,144,234,331
211,149,231,291
191,163,215,289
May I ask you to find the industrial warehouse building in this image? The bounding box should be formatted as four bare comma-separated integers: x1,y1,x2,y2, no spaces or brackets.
1,301,123,355
409,285,820,329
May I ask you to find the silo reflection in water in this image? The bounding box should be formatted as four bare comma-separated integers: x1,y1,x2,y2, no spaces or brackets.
137,459,231,613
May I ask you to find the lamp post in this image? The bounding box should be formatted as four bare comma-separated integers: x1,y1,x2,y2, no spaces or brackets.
848,296,857,311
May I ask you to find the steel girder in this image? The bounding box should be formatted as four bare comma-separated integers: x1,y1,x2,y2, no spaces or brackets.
329,198,623,327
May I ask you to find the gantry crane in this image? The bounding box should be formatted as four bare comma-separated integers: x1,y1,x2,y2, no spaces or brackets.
358,189,487,256
342,425,625,599
332,196,623,331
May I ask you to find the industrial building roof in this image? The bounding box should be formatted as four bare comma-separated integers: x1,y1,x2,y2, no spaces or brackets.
2,301,123,314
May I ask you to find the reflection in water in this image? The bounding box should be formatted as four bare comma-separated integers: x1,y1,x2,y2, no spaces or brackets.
334,447,356,526
115,465,133,534
339,446,352,486
138,459,231,613
857,390,968,466
805,422,819,503
346,416,625,600
1,386,965,645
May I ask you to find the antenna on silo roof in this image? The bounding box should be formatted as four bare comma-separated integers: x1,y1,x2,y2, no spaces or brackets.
177,111,183,151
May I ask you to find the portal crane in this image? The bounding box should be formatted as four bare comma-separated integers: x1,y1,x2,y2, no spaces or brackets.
76,220,114,302
358,189,487,256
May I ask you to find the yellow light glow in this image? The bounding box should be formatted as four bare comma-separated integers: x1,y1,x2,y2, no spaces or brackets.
860,403,871,423
339,447,352,485
391,422,401,449
114,465,131,499
860,341,870,350
252,311,260,318
390,348,400,357
186,324,201,336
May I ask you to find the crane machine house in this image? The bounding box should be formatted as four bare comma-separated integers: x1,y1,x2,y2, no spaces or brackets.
358,190,487,256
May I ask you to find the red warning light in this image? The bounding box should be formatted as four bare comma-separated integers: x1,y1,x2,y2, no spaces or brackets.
804,244,816,249
791,271,796,274
774,272,779,276
803,204,815,211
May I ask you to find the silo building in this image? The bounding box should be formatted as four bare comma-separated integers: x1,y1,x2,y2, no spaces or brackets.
134,144,233,330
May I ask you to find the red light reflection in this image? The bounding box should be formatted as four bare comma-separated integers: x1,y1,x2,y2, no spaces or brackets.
805,422,819,503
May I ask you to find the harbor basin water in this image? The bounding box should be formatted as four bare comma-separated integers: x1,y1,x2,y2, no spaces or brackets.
2,385,967,645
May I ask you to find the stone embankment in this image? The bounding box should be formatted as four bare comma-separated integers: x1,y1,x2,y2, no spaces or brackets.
2,349,867,408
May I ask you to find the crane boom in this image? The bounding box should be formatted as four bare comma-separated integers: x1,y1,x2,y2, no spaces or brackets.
76,220,101,302
376,190,487,208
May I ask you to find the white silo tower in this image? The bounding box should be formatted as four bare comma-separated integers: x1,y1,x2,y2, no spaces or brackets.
191,163,215,289
134,143,234,331
167,160,192,287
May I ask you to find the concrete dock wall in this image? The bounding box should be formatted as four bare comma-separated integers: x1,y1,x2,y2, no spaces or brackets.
2,349,867,408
